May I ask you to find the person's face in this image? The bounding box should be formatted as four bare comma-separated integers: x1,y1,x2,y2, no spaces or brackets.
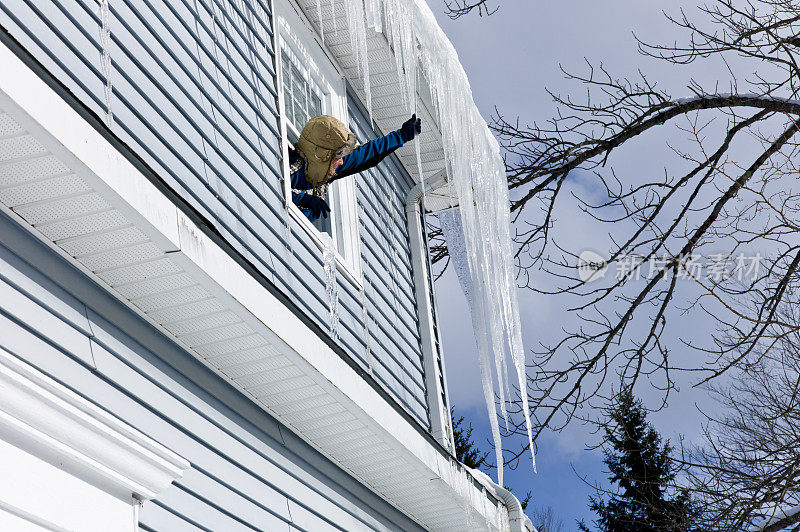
328,157,344,178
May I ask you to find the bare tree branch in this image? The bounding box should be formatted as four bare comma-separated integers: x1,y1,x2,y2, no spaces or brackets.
443,0,498,19
677,304,800,530
489,1,800,485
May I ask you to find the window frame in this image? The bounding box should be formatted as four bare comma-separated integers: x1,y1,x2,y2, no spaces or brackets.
275,11,363,287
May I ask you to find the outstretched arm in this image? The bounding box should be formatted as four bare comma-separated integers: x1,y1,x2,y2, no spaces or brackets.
332,115,422,180
333,130,405,179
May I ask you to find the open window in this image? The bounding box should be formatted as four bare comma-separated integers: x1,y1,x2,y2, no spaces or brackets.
276,13,362,284
279,48,331,236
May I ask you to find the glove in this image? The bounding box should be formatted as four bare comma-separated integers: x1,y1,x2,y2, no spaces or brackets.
400,114,422,142
297,193,330,220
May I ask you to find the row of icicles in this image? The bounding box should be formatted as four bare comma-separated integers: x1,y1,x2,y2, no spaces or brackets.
313,0,535,486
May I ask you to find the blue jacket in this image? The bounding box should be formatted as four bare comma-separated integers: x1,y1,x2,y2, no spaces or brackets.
290,129,406,220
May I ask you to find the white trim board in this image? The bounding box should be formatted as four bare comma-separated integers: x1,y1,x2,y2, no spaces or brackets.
0,346,189,531
0,437,135,532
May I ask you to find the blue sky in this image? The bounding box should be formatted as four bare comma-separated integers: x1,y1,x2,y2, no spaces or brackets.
423,0,718,526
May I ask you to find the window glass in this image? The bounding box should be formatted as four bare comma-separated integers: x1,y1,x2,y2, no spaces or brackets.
282,50,323,134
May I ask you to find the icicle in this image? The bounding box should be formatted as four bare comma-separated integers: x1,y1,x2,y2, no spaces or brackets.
441,208,510,431
451,461,475,530
323,235,339,341
364,0,378,33
409,0,536,481
465,468,477,530
360,282,372,372
355,2,371,120
401,4,416,114
342,0,359,70
283,205,293,262
383,189,402,310
99,0,113,126
438,210,471,303
391,23,407,108
414,136,426,192
330,0,337,35
316,0,324,43
372,0,382,32
342,0,371,119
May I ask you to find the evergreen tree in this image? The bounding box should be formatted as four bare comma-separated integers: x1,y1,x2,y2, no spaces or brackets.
579,391,695,531
452,407,489,470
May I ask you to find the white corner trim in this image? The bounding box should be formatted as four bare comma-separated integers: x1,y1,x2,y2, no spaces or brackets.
406,174,453,452
0,346,190,501
0,438,136,532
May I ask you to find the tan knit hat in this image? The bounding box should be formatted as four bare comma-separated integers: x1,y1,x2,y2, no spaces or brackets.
295,115,357,187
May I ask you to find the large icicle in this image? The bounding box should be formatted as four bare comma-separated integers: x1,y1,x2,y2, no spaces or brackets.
438,209,472,306
440,208,511,432
411,0,536,479
329,0,535,482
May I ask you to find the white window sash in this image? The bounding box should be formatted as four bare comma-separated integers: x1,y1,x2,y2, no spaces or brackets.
275,12,364,287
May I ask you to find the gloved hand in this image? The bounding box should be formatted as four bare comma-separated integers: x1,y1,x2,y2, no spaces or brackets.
297,193,330,220
400,114,422,142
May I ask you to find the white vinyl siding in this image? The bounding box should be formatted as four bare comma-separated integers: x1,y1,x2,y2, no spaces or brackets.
0,214,426,531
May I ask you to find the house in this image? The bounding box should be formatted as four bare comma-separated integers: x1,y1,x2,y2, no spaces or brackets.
0,0,533,529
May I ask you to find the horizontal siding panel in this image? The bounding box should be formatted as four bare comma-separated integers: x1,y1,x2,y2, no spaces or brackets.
360,220,419,319
4,0,107,112
289,499,342,532
140,500,214,532
174,468,291,531
0,244,92,337
0,284,94,369
149,483,263,532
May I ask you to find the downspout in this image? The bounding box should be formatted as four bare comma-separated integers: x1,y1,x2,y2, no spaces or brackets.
405,171,455,452
408,177,533,532
493,482,536,532
471,469,536,532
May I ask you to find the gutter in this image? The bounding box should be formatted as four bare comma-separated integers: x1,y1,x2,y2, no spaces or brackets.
405,172,454,452
470,469,537,532
493,481,537,532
